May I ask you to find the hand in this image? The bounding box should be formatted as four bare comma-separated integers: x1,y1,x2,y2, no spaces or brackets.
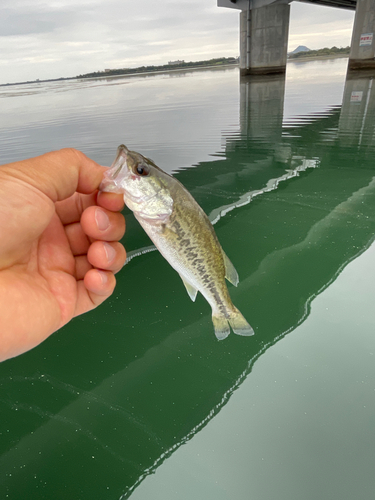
0,148,126,361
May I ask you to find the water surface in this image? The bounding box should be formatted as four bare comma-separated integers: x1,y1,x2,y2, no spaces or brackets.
1,58,375,500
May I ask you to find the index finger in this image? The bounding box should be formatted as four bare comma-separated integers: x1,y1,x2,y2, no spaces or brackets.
1,148,105,203
97,191,125,212
56,191,124,226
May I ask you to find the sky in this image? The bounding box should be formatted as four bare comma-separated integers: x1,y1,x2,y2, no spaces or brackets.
0,0,355,85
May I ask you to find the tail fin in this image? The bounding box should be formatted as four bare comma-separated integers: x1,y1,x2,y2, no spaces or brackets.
229,307,254,337
212,315,231,340
212,308,254,340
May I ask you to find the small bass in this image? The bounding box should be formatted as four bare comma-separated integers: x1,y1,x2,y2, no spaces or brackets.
100,145,254,340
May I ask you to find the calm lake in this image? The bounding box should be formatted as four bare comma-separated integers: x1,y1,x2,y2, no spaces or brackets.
1,58,375,500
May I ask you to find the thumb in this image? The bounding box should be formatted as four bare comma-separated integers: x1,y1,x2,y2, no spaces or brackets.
1,148,105,203
0,149,105,268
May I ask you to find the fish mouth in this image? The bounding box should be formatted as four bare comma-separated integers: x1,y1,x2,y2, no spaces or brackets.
99,145,131,193
110,144,129,178
99,144,164,204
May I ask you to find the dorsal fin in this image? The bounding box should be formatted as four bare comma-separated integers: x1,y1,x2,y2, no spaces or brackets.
222,251,239,286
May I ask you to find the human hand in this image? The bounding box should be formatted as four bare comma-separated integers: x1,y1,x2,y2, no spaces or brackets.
0,148,126,361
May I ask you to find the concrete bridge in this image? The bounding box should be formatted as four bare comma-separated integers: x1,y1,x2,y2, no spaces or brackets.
218,0,375,74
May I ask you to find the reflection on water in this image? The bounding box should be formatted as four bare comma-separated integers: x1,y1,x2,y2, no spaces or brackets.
0,68,241,172
1,59,375,499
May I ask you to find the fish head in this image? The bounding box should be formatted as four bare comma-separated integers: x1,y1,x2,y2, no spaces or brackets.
100,144,174,222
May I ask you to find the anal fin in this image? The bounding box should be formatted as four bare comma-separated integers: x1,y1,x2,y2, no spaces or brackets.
180,275,198,302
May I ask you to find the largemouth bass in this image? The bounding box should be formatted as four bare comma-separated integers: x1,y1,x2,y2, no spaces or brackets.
100,145,254,340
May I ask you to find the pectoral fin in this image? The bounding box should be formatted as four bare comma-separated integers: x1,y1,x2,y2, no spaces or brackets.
222,251,239,286
180,276,198,302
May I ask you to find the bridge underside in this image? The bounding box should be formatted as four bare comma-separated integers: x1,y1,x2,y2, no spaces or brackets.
298,0,356,10
219,0,375,75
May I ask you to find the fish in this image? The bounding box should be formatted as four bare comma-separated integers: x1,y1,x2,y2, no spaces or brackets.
100,145,254,340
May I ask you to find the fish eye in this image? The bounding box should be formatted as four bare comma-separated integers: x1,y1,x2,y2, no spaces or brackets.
134,164,149,176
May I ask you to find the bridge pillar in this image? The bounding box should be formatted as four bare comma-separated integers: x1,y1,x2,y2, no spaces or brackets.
239,3,290,75
339,71,375,147
348,0,375,70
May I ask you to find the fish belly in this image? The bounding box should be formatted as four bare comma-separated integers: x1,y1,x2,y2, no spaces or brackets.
139,215,228,305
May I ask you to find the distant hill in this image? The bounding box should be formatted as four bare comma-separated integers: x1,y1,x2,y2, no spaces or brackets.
290,45,311,54
288,46,350,60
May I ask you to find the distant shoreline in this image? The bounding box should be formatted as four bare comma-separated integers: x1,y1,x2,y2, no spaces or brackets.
1,53,351,88
78,62,238,83
287,53,349,63
0,57,237,88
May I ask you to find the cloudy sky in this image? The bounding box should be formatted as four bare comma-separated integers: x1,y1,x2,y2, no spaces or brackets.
0,0,355,85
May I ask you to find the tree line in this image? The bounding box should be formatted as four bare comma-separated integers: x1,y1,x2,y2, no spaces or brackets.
76,57,238,79
288,46,350,59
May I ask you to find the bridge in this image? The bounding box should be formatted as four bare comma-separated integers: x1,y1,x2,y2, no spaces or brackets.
218,0,375,74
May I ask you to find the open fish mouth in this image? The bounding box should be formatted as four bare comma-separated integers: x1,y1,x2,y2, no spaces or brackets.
99,145,165,204
110,145,128,178
99,146,130,193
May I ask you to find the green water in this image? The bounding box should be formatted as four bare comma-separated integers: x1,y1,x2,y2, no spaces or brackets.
1,59,375,499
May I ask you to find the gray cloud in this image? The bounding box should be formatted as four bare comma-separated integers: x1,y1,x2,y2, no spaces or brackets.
0,0,355,85
289,3,354,50
0,6,78,36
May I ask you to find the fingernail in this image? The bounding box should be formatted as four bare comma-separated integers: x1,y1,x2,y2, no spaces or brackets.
98,270,108,284
103,242,116,263
95,208,110,231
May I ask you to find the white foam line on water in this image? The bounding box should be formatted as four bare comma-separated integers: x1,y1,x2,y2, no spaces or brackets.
124,156,320,265
209,156,319,224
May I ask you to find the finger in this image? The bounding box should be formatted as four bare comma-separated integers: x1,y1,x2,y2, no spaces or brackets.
2,148,105,202
80,206,125,242
87,241,126,273
56,192,98,225
97,192,125,212
57,192,124,228
75,255,93,280
65,222,90,256
74,270,116,317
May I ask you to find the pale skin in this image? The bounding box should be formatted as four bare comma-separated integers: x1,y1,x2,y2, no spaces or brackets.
0,148,126,362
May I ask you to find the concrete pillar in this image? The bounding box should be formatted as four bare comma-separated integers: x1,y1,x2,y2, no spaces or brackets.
339,71,375,147
239,73,285,142
348,0,375,70
239,3,290,76
238,73,290,164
